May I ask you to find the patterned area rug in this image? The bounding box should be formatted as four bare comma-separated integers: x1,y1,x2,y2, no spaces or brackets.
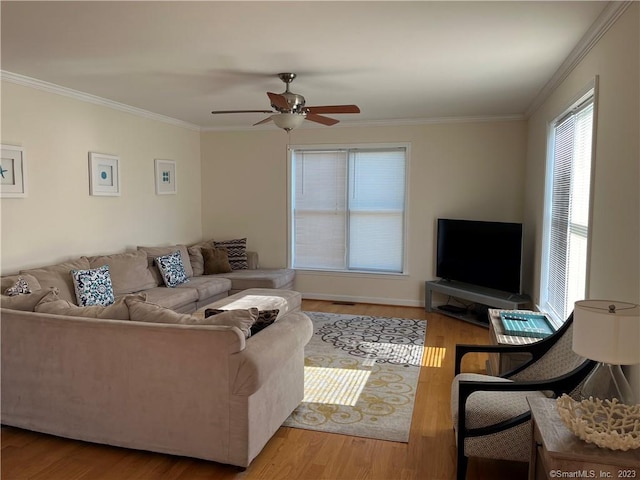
282,311,426,443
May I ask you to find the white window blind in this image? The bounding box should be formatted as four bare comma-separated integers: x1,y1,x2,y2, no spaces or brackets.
291,146,407,273
542,97,594,322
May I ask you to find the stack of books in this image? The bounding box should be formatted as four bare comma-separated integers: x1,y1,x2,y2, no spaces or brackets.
499,311,554,338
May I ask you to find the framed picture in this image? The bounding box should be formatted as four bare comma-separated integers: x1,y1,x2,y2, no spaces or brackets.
154,159,177,195
1,144,26,198
89,152,120,196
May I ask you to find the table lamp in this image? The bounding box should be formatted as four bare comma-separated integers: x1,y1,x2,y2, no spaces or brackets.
572,300,640,405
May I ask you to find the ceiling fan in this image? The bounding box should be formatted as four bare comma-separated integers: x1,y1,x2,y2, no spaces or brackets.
211,73,360,131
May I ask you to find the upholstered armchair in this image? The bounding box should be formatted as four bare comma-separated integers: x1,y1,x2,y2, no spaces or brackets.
451,313,596,480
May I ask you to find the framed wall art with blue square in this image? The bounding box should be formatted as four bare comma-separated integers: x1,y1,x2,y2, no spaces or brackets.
89,152,120,196
154,159,176,195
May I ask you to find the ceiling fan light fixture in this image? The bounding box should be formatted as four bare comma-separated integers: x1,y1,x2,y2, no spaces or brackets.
272,112,306,131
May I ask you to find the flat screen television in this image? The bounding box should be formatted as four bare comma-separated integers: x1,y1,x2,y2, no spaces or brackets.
436,218,523,294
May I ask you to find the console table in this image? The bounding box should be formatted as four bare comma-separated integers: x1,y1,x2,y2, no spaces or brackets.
424,280,531,327
528,397,640,480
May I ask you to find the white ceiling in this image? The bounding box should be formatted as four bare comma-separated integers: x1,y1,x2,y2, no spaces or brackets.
1,1,610,130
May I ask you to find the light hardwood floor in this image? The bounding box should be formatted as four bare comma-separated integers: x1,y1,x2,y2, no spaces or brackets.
1,300,528,480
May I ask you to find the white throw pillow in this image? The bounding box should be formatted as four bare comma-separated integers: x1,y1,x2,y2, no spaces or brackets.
70,264,115,306
155,250,189,287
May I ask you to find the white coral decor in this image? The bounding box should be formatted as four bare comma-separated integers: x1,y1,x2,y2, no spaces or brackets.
556,394,640,451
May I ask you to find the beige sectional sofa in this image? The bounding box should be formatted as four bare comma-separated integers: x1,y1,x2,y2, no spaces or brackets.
0,242,309,468
1,242,295,313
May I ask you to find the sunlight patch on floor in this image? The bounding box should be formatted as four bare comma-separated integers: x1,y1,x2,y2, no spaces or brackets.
356,341,425,366
422,346,446,367
303,367,371,406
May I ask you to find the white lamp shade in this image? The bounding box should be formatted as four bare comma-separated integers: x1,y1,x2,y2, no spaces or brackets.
272,112,306,130
572,300,640,365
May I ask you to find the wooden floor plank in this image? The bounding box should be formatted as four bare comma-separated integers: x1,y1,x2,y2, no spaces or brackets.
1,300,528,480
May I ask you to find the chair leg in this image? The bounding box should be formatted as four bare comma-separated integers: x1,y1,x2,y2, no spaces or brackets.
456,451,468,480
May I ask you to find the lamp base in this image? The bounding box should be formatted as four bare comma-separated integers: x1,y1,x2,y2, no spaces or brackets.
580,362,637,405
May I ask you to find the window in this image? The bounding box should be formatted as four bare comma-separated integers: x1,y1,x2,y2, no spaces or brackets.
540,88,595,322
289,145,407,274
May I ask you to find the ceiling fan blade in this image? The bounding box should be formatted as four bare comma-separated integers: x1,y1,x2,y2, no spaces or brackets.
253,116,273,126
305,105,360,114
211,110,274,114
267,92,289,110
306,113,339,126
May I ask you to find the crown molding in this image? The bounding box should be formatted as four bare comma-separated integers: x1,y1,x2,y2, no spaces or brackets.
3,69,520,133
525,1,632,118
337,114,526,128
0,70,201,132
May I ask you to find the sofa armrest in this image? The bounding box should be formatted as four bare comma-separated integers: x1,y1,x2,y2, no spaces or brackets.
230,312,313,396
246,251,259,269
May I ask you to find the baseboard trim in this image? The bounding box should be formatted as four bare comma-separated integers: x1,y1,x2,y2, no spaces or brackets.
300,292,423,308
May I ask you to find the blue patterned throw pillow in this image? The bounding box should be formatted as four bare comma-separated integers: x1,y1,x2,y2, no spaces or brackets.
4,276,32,296
71,265,115,307
155,250,189,287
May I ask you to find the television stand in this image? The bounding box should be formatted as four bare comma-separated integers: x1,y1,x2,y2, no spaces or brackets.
424,280,531,328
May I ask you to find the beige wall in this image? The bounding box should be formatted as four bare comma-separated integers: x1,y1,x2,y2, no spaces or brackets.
1,81,203,274
201,120,527,306
523,4,639,395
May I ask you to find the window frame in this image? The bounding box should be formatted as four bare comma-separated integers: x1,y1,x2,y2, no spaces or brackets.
287,142,410,276
539,78,598,323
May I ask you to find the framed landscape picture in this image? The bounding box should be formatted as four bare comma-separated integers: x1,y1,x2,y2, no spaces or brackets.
154,159,176,195
1,144,26,198
89,152,120,196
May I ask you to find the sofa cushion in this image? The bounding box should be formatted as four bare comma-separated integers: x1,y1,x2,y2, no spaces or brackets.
218,269,296,291
139,286,198,311
34,290,144,320
202,247,232,275
87,250,157,294
125,297,258,337
187,240,215,277
213,238,248,270
22,257,91,303
138,245,193,279
71,265,115,306
188,246,205,277
175,276,231,301
1,287,58,311
125,296,196,324
155,250,189,287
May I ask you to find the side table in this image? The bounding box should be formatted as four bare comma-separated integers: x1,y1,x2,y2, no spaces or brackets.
486,309,561,375
528,396,640,480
